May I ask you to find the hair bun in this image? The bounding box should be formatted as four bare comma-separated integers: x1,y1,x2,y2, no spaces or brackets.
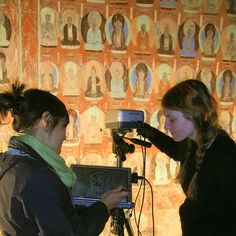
9,81,25,116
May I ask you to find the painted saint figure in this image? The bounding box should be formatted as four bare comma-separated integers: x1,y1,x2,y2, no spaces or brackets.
179,19,198,58
158,71,171,98
40,63,57,93
157,25,174,55
105,61,128,99
0,52,9,85
136,23,150,53
63,62,80,96
86,115,103,144
85,11,103,51
61,16,80,47
220,70,234,103
41,9,57,47
110,14,127,51
218,110,232,134
133,63,149,99
85,66,103,98
66,109,79,141
203,23,216,58
224,32,236,61
0,13,9,48
197,67,215,93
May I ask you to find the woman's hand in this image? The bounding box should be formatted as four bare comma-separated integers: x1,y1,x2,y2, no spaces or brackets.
136,122,154,139
100,186,128,213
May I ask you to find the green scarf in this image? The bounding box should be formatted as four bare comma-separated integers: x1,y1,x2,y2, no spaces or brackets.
14,134,77,187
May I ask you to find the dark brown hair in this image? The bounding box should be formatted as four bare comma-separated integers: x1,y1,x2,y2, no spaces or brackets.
0,81,69,133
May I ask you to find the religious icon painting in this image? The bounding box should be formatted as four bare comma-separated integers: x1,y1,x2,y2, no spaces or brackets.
64,107,80,145
0,12,11,48
40,7,58,47
218,109,233,134
81,9,106,52
0,51,10,86
105,60,129,99
198,22,221,61
175,62,197,84
131,14,155,55
40,61,59,94
155,16,178,57
178,18,200,58
216,68,236,106
129,61,153,101
80,60,105,100
80,106,105,145
196,65,216,94
221,24,236,62
61,61,80,97
60,7,80,49
153,62,174,100
105,12,131,54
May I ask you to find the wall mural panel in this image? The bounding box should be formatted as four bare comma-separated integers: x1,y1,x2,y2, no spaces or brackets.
0,1,236,235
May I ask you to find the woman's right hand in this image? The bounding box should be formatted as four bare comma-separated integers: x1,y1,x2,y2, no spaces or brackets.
136,122,154,139
100,186,128,213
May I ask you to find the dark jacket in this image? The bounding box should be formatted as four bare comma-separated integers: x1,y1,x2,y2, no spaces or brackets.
146,127,236,236
0,137,109,236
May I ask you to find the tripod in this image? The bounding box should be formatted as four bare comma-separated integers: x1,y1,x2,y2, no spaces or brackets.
109,130,135,236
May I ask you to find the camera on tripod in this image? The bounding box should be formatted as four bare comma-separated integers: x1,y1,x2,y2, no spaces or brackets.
105,109,148,235
106,109,143,161
105,109,151,162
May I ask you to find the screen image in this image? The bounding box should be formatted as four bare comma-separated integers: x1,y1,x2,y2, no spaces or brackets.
71,164,133,208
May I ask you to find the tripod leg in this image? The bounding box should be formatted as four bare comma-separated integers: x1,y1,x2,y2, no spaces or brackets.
110,208,135,236
124,210,134,236
110,208,125,236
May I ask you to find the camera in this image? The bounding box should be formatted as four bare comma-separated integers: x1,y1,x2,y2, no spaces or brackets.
105,109,144,130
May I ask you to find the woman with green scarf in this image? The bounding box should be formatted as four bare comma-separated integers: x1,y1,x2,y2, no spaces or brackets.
0,81,128,236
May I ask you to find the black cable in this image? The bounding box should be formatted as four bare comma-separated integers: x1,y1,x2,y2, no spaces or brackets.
132,135,155,236
131,138,147,236
132,175,143,236
137,144,146,235
138,176,155,236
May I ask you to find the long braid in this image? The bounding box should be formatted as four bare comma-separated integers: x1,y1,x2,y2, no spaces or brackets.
176,139,193,188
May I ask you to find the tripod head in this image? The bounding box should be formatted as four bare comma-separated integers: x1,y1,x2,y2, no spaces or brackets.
111,129,135,163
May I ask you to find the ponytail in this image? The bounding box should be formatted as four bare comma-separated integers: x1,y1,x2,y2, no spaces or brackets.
0,81,25,119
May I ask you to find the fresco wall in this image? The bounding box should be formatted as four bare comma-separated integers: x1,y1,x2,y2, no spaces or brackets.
0,0,236,235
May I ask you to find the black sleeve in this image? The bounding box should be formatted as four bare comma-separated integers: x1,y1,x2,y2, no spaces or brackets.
145,125,188,162
74,202,109,236
214,138,236,234
22,170,109,236
216,138,236,209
